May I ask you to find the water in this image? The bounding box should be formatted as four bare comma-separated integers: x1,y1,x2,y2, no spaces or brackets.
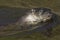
0,7,60,37
0,7,27,26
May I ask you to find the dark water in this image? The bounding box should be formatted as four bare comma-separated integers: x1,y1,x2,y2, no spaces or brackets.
0,7,28,26
0,6,60,37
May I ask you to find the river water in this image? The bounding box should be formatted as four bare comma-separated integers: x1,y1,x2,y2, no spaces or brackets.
0,7,60,37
